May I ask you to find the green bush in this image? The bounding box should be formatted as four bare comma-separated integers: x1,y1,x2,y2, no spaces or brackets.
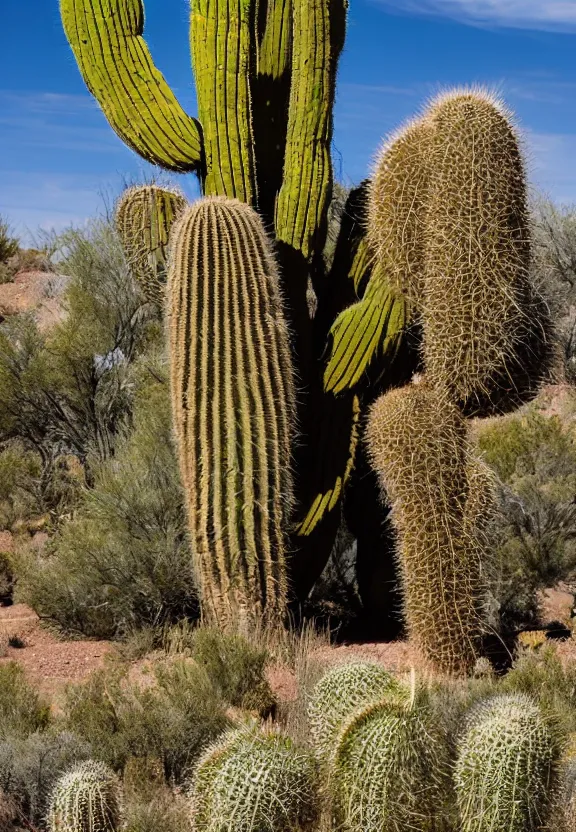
63,657,230,784
15,359,197,638
501,645,576,735
185,628,276,716
0,217,19,267
0,663,50,739
477,407,576,630
0,730,91,828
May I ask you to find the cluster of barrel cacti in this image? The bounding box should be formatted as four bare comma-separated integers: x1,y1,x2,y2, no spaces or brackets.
42,659,576,832
60,0,552,659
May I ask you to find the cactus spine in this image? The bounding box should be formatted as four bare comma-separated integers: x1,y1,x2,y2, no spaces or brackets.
331,697,444,832
116,185,187,306
455,694,557,832
168,197,296,627
190,726,319,832
48,761,122,832
308,661,403,761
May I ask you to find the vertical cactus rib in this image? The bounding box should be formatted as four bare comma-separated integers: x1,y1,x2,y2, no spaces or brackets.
257,0,292,79
48,760,122,832
116,185,188,306
60,0,203,172
275,0,347,259
168,197,295,628
190,0,257,203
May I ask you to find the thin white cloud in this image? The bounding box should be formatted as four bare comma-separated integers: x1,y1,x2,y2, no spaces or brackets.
377,1,576,31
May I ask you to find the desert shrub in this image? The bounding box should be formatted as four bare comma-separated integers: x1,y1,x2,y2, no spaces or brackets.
501,645,576,736
15,359,197,638
0,218,19,267
63,657,230,783
123,787,190,832
0,219,158,507
183,627,276,716
0,730,90,828
0,663,49,739
477,407,576,630
0,553,13,604
532,199,576,381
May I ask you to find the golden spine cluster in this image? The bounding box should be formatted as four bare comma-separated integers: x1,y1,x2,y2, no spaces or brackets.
167,197,296,628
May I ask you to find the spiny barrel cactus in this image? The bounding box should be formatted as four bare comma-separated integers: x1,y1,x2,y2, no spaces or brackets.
60,0,416,632
116,185,187,306
48,760,122,832
366,382,489,674
308,661,403,760
167,197,296,627
365,89,550,670
422,90,549,416
455,694,557,832
558,758,576,831
331,696,444,832
190,725,319,832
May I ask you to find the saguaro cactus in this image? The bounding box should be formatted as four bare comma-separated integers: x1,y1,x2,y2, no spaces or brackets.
61,0,414,630
61,0,551,640
168,197,295,626
455,694,557,832
190,725,319,832
48,760,122,832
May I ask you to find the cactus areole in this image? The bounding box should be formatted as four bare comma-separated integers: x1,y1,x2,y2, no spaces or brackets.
61,3,550,638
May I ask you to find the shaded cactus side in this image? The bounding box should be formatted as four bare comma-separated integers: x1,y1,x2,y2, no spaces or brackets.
331,696,444,832
308,661,403,761
48,760,122,832
455,694,557,832
366,382,489,674
167,196,296,629
190,725,319,832
116,185,187,306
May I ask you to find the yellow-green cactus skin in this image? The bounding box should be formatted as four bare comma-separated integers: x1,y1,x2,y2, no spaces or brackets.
167,197,295,628
60,0,203,172
48,761,122,832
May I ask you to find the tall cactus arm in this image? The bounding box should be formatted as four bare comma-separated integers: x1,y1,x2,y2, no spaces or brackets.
275,0,347,259
257,0,292,79
60,0,203,172
190,0,257,203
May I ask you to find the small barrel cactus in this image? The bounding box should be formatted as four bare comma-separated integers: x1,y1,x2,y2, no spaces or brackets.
48,760,122,832
308,661,403,760
190,725,319,832
116,184,187,306
455,693,557,832
331,696,444,832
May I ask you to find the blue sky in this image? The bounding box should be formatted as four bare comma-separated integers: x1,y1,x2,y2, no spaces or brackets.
2,0,576,243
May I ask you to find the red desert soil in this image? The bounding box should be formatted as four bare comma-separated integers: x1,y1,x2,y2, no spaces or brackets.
1,600,575,705
0,604,112,698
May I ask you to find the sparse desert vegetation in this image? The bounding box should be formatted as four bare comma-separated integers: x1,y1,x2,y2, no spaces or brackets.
1,2,576,832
